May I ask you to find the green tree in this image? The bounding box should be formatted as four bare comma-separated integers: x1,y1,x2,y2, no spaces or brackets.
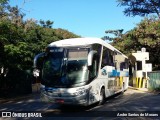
8,5,25,27
55,28,80,39
46,20,54,28
112,17,160,70
117,0,160,19
103,29,123,41
0,0,9,18
0,0,80,97
39,19,54,28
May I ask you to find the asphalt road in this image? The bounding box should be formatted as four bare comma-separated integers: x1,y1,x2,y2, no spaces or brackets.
0,88,160,120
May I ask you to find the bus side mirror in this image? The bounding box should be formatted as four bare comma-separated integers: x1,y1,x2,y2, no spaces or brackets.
33,69,40,77
33,52,45,77
88,50,97,66
33,52,45,68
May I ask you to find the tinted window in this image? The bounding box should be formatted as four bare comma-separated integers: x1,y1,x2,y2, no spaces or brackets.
101,46,114,68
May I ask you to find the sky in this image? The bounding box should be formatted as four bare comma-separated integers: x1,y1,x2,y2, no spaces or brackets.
10,0,143,38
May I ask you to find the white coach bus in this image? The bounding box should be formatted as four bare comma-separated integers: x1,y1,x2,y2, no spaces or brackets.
33,38,129,106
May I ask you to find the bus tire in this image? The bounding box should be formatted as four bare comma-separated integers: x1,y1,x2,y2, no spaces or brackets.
98,88,105,105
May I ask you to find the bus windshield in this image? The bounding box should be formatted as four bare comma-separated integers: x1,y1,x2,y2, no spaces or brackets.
42,47,89,87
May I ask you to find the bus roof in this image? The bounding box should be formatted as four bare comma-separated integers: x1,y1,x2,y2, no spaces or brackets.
48,38,127,58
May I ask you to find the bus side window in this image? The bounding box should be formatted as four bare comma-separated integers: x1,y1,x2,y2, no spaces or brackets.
120,62,124,70
109,53,114,66
101,47,107,68
120,61,129,70
89,54,99,81
101,47,114,68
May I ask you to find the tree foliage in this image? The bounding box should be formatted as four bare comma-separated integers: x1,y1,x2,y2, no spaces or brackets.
103,29,123,41
112,17,160,70
0,0,79,70
117,0,160,19
39,19,54,28
0,0,80,96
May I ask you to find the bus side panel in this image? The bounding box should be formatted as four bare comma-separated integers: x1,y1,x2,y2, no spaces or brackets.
88,78,104,105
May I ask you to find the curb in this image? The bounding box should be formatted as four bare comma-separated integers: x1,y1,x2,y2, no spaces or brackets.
128,86,148,92
128,86,160,94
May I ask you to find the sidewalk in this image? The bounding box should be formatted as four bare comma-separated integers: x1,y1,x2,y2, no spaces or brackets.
129,86,160,94
128,86,148,92
0,92,39,104
0,83,40,104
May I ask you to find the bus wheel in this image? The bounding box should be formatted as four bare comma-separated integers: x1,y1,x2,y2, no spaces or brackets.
99,88,105,105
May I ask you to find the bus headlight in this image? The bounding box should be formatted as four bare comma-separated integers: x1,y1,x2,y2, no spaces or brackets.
74,90,86,96
40,84,45,91
74,87,91,96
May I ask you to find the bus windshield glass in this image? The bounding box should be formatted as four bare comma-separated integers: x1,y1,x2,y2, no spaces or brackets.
42,47,89,87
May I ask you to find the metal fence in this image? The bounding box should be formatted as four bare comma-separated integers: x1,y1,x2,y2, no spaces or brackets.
148,71,160,90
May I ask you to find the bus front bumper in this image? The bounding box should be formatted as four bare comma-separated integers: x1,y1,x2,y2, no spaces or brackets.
40,92,89,106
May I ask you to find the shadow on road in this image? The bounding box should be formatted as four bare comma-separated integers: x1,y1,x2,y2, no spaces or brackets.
0,89,160,120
